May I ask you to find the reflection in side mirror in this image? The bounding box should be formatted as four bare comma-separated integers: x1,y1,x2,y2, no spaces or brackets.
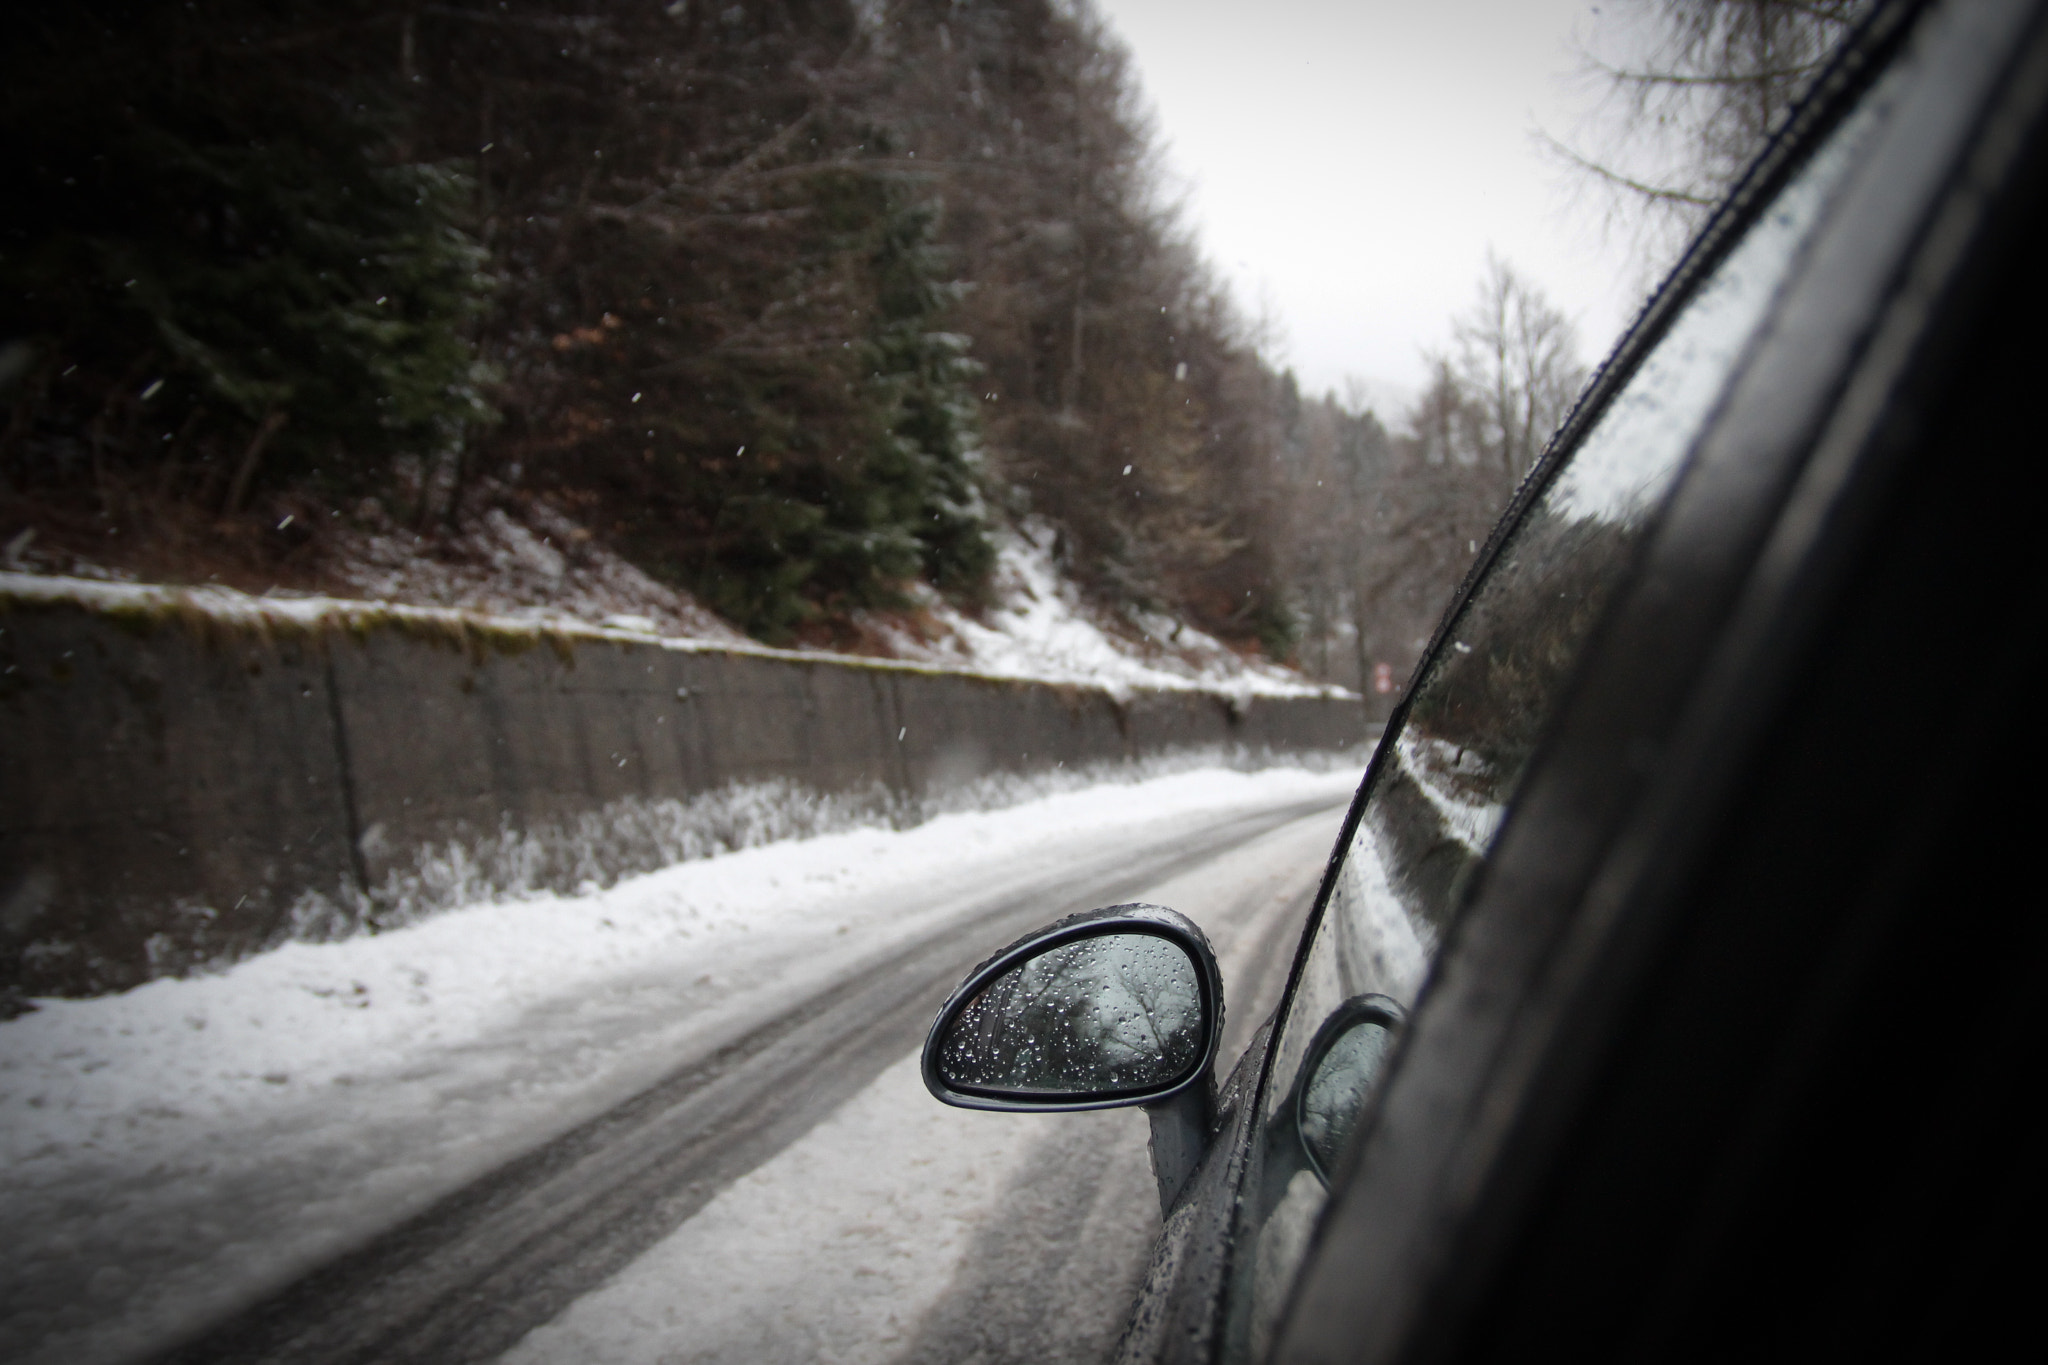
1296,995,1406,1184
936,932,1203,1097
921,903,1222,1113
922,903,1224,1215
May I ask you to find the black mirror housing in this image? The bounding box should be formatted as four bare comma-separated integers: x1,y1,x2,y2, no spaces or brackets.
921,903,1224,1114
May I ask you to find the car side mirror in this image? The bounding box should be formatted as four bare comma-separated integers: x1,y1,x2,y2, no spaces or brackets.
1294,994,1405,1185
922,903,1223,1212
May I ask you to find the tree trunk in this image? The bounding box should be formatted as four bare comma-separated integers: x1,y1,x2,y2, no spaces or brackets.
224,410,288,513
441,442,469,530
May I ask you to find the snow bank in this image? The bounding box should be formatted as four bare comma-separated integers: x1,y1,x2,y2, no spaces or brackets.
0,766,1359,1365
0,767,1356,1172
344,746,1354,934
859,522,1341,699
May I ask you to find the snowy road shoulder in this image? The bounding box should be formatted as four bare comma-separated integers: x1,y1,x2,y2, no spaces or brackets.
500,1051,1157,1365
0,765,1358,1365
496,786,1350,1365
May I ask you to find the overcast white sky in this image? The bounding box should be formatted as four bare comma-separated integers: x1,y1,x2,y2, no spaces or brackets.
1093,0,1648,412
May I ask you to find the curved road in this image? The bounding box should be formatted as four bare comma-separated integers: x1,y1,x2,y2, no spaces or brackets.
135,790,1348,1365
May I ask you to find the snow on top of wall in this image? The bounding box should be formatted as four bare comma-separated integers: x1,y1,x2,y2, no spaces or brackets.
323,498,753,646
0,568,753,654
0,520,1346,701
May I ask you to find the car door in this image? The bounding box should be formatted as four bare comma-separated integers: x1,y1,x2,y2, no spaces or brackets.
925,2,2046,1360
1262,1,2048,1362
1113,1,2048,1360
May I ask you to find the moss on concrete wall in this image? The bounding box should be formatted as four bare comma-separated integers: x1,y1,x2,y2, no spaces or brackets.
0,597,1365,999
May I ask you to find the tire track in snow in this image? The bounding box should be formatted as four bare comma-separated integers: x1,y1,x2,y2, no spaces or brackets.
891,808,1339,1365
149,795,1346,1365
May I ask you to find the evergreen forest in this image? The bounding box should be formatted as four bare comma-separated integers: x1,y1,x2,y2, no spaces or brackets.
4,0,1624,689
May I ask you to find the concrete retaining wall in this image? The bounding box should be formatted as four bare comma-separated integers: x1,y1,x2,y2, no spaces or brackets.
0,595,1365,998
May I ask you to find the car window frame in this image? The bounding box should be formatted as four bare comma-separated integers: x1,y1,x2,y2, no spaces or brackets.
1268,1,2048,1361
1249,0,1925,1097
1222,0,1922,1260
1198,2,1927,1338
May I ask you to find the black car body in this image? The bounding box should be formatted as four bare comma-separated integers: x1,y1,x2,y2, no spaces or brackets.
924,1,2048,1359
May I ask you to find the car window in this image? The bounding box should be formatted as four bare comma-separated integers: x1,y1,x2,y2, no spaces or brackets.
1221,71,1901,1362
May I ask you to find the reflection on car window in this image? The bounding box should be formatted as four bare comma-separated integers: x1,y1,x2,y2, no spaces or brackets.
1223,65,1902,1362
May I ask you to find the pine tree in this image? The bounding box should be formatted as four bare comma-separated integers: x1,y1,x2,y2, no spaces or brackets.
1,2,495,511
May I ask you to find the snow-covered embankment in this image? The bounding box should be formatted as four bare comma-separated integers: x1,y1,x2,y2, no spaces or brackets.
0,766,1359,1365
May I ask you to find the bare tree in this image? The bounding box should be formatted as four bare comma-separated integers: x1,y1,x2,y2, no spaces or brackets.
1268,384,1392,690
1446,254,1586,479
1293,261,1586,708
1550,1,1868,269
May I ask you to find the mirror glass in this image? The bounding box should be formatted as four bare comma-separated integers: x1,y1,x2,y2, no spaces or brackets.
936,932,1204,1096
1297,1005,1399,1182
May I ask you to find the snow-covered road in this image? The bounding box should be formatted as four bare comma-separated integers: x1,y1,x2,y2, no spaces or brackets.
0,766,1357,1365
